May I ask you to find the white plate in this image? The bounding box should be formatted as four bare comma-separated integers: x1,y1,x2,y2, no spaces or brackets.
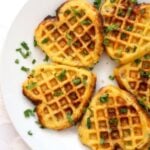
0,0,147,149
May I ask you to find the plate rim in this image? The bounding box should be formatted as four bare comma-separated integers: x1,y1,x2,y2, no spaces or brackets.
0,0,36,149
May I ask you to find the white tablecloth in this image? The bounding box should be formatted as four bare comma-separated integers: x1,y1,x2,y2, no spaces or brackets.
0,0,29,149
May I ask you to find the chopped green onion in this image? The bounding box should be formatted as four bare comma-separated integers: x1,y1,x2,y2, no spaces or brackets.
64,10,71,15
80,19,92,25
86,108,93,129
21,66,30,73
16,48,31,59
109,75,115,80
72,77,81,85
27,130,33,136
26,82,37,90
34,38,37,47
126,26,133,31
109,118,118,126
32,59,36,64
105,24,119,32
100,137,105,145
71,7,81,17
66,33,73,46
53,90,63,97
57,70,66,81
138,97,149,112
21,41,29,50
43,55,49,62
103,38,110,46
66,112,74,125
15,59,19,64
41,38,49,44
99,94,109,103
86,117,91,129
127,7,132,16
140,70,150,78
144,54,150,59
24,109,35,118
94,0,101,9
119,107,128,114
82,79,87,86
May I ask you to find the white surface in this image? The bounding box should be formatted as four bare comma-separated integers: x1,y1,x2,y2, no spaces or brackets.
0,0,147,149
0,0,30,149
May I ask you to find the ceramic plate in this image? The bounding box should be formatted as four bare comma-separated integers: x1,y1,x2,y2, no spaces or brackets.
0,0,146,149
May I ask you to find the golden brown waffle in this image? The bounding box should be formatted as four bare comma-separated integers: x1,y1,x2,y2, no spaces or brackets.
35,0,103,67
22,64,96,130
101,0,150,64
78,85,150,150
115,53,150,112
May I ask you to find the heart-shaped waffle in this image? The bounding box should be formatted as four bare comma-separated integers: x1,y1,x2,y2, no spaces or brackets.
115,53,150,112
35,0,103,67
23,64,96,130
78,85,150,150
100,0,150,64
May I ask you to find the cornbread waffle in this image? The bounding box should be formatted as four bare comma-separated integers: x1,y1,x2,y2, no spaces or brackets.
22,64,96,130
35,0,103,67
78,86,150,150
101,0,150,64
115,53,150,112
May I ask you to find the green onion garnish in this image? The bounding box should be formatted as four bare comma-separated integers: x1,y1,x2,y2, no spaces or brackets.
94,0,101,9
21,66,30,73
15,59,19,64
109,75,115,80
24,109,35,118
43,55,49,62
26,82,37,90
81,19,92,25
57,70,66,81
99,94,109,103
72,77,81,85
27,130,33,136
21,41,29,50
66,112,74,125
34,38,37,47
66,33,73,46
41,38,49,44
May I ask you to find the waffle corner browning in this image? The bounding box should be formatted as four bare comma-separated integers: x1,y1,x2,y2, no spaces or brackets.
23,64,96,130
35,0,103,67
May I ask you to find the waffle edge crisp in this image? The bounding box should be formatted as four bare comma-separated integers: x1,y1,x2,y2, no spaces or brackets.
78,85,150,150
101,0,150,64
34,0,103,67
22,64,96,130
